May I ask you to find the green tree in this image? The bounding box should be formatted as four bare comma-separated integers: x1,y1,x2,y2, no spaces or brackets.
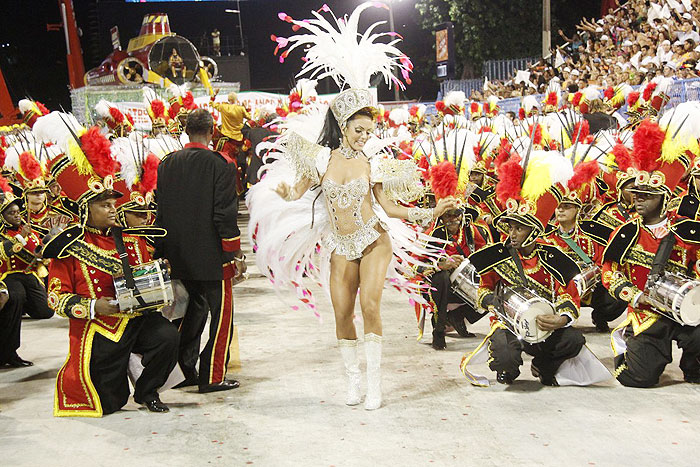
415,0,543,79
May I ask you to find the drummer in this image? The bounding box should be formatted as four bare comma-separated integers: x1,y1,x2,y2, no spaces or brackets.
422,161,493,350
425,204,492,350
467,150,585,386
43,127,178,417
546,179,626,333
601,131,700,388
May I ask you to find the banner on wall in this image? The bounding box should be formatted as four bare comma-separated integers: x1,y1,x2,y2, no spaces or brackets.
111,89,377,132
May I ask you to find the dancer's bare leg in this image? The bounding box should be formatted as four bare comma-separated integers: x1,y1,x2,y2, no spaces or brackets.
330,253,360,340
358,232,393,336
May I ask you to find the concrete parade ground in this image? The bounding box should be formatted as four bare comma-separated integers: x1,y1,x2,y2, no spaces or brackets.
1,208,699,467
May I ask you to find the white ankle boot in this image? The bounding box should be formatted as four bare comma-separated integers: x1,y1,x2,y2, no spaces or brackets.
364,333,382,410
338,339,362,406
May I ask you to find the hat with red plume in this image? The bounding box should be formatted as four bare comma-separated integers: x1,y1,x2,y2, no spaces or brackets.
51,125,123,207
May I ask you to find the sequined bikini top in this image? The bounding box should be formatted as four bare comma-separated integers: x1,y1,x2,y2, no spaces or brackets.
321,177,370,234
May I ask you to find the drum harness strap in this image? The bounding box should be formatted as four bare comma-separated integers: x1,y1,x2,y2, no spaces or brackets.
560,234,593,265
112,227,149,311
645,230,677,291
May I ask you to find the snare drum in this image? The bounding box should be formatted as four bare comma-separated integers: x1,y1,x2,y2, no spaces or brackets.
573,263,601,298
113,259,174,313
644,272,700,326
497,286,555,343
450,260,480,307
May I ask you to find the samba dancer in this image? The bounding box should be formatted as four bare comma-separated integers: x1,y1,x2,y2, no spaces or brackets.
44,126,178,416
249,3,456,410
603,119,700,387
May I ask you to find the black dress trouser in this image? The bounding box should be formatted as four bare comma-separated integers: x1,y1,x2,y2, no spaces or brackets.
615,318,700,388
488,327,585,381
89,313,179,415
429,270,485,335
0,273,53,363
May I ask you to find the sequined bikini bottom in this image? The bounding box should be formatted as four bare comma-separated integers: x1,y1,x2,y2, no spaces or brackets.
325,215,388,260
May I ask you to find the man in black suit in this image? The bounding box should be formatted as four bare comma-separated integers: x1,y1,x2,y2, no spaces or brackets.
156,109,246,393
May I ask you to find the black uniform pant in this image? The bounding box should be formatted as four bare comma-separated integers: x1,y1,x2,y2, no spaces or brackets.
7,273,54,319
178,279,235,386
0,273,53,363
588,284,626,325
488,327,585,381
429,270,485,335
90,313,179,415
615,318,700,388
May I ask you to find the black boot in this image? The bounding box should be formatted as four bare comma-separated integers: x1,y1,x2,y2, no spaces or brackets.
431,331,446,350
593,320,610,333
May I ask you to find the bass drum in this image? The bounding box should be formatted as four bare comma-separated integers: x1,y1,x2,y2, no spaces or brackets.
645,272,700,326
450,260,480,307
498,286,555,344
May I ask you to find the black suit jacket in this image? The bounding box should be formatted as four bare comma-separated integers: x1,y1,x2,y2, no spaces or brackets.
155,143,240,281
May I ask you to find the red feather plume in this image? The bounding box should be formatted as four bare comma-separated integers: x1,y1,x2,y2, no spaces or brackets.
496,155,523,203
138,153,160,194
572,92,583,107
612,144,632,172
470,102,479,114
643,82,657,102
36,102,49,115
572,120,590,144
417,154,429,174
567,160,599,190
530,124,543,146
151,100,166,118
80,126,118,178
429,161,458,199
495,138,512,170
0,175,11,194
518,108,525,120
109,107,125,123
182,92,197,110
632,119,664,172
627,91,640,106
604,87,614,100
19,151,42,180
482,102,489,114
409,105,419,117
546,92,557,106
478,125,492,133
126,113,134,125
167,105,178,119
435,101,446,114
0,147,5,169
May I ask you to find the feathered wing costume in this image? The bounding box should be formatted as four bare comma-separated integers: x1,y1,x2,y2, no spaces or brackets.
247,3,441,318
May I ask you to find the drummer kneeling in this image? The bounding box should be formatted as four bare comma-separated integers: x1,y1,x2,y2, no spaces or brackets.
470,219,585,386
45,190,179,417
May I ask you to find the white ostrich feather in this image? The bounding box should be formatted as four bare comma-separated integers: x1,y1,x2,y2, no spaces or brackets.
95,99,113,119
33,111,81,148
18,99,34,114
444,91,466,109
277,2,412,90
389,107,410,126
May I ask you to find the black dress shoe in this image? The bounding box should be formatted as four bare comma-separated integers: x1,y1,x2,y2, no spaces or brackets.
7,355,33,367
594,321,611,333
199,379,240,393
684,372,700,384
447,312,476,338
136,395,170,413
431,332,446,350
496,371,516,385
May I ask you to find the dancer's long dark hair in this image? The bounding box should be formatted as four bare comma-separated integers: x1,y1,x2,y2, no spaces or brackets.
317,107,376,150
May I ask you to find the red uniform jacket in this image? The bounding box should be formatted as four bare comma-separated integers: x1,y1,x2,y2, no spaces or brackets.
47,226,152,417
602,215,700,335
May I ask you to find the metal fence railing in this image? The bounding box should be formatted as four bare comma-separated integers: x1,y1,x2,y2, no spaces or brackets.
433,77,700,117
439,79,483,100
482,57,539,81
